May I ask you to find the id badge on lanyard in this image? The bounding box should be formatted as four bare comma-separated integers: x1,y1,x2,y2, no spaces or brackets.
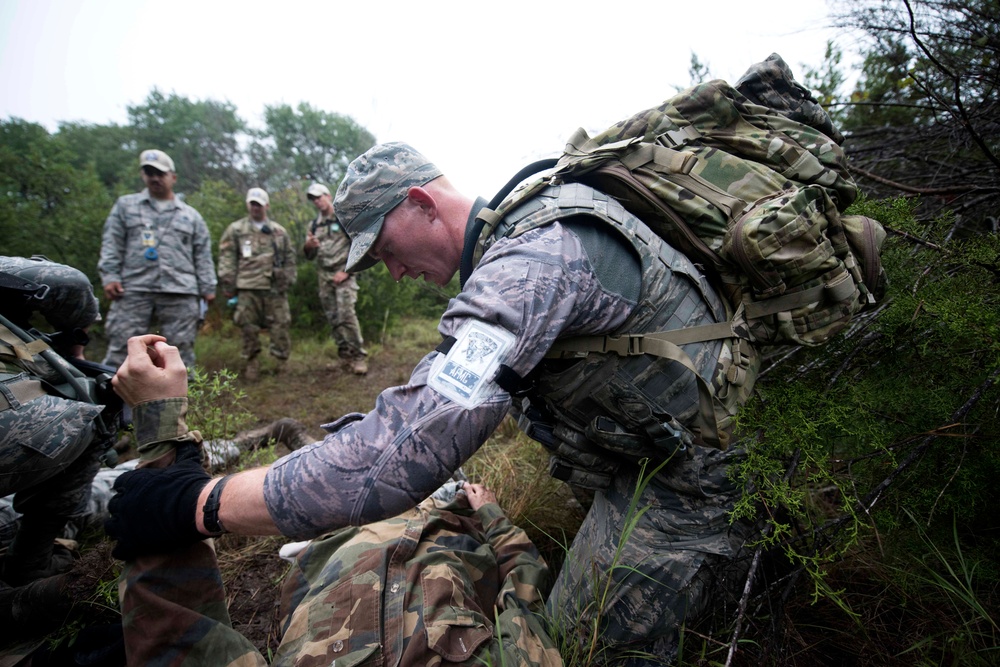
142,228,159,260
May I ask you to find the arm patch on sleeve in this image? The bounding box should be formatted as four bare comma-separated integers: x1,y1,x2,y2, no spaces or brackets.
428,320,516,409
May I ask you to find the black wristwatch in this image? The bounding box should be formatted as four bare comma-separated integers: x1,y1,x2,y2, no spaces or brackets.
202,474,234,536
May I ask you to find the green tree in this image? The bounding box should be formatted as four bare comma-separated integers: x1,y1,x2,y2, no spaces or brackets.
128,89,248,193
801,41,849,127
731,195,1000,662
683,52,713,89
256,102,375,189
183,179,245,246
0,119,112,281
56,121,137,196
832,0,1000,233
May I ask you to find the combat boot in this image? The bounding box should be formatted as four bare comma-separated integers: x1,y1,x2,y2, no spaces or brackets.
0,572,75,633
3,514,74,586
275,357,289,375
244,357,260,382
350,358,368,375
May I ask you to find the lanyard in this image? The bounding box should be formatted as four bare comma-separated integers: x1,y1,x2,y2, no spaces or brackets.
139,198,180,260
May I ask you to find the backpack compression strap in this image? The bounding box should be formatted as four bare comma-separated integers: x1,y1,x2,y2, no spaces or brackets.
546,328,727,449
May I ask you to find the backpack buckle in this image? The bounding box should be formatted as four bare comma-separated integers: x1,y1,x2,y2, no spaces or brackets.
603,335,642,356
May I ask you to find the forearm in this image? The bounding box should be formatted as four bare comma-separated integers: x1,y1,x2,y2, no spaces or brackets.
194,226,218,295
195,469,280,536
98,215,125,283
263,364,509,538
478,502,549,609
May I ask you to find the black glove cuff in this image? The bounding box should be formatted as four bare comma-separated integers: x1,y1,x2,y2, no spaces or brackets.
202,474,234,536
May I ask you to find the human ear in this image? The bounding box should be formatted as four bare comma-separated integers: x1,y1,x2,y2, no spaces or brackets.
406,186,436,220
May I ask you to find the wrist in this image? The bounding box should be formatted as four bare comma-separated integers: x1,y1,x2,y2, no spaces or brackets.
199,475,234,536
133,398,199,459
473,501,505,525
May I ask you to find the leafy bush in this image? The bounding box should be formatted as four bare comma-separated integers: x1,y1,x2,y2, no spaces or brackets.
729,195,1000,658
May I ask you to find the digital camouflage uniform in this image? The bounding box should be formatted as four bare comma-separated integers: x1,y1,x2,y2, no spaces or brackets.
257,175,757,663
119,399,562,667
0,256,105,584
218,217,297,362
98,190,217,369
304,212,366,361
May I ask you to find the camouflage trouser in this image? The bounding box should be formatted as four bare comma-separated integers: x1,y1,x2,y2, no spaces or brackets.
121,543,263,667
119,444,264,667
233,290,291,361
547,446,755,666
317,275,365,359
102,292,201,369
0,393,103,574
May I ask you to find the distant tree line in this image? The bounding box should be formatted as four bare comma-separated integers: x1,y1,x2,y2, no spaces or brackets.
0,92,450,339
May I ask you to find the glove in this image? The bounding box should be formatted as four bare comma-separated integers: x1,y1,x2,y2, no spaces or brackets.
104,442,211,560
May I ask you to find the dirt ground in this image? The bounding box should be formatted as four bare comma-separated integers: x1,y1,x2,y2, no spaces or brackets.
210,320,443,656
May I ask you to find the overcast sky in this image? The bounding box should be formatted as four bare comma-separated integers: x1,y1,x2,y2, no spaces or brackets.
0,0,851,197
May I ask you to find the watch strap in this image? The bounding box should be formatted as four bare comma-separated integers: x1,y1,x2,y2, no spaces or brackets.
202,474,234,536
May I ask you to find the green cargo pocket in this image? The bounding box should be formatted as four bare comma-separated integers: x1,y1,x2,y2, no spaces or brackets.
421,563,493,661
724,185,863,346
273,570,383,667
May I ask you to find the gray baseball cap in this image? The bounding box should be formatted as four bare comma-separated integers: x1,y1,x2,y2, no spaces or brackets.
336,142,442,273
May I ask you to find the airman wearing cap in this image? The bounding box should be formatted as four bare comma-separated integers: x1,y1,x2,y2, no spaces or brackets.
303,180,368,374
97,149,217,369
217,187,297,381
246,187,270,222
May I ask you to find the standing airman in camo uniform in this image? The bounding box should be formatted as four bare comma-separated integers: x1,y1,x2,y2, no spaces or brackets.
218,188,297,381
0,256,104,588
304,182,368,375
98,149,217,370
107,140,758,665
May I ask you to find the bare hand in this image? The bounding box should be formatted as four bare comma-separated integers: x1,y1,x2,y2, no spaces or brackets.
202,293,216,303
104,282,124,301
332,270,350,285
304,233,319,252
112,335,188,407
464,483,497,511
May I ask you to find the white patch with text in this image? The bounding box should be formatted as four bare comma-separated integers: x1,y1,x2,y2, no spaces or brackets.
429,320,516,409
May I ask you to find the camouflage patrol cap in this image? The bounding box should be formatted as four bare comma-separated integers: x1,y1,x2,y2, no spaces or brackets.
139,149,175,173
336,142,442,273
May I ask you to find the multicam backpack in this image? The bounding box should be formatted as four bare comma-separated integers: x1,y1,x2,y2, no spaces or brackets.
469,54,888,448
475,53,886,349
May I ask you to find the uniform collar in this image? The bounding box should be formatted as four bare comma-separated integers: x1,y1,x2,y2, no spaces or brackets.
141,189,179,208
